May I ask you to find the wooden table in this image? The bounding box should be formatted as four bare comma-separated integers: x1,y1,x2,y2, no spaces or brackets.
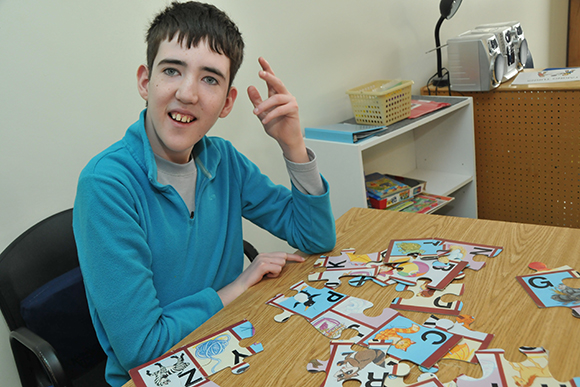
125,208,580,386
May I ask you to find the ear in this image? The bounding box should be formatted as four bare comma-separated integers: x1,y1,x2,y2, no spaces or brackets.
137,64,150,101
219,86,238,118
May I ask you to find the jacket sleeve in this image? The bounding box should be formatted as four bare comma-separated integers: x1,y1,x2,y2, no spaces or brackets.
233,148,337,254
73,171,223,374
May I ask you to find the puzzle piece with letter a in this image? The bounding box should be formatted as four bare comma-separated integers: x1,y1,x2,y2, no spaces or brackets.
443,347,580,387
390,279,465,315
516,261,580,318
266,280,399,341
129,320,263,387
306,341,411,387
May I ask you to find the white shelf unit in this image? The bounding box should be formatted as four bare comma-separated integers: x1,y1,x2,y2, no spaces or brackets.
305,95,477,220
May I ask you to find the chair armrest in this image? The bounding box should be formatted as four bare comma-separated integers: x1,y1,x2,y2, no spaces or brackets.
10,327,71,387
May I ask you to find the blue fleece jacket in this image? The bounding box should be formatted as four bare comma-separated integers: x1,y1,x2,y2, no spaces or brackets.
72,110,336,386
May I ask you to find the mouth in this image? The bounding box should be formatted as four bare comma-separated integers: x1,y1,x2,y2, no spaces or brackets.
169,112,196,124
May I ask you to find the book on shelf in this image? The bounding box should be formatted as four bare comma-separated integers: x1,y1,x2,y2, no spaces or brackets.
365,173,426,209
304,119,388,144
387,193,454,214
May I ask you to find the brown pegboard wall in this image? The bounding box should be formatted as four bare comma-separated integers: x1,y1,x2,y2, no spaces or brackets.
474,90,580,227
421,84,580,228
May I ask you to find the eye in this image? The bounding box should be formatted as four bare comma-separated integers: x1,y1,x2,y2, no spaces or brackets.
163,68,179,77
203,76,218,85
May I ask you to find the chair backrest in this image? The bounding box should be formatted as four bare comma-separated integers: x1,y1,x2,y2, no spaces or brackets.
0,209,79,330
0,209,107,381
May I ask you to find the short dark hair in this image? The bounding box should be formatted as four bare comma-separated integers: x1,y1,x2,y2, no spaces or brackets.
145,1,244,87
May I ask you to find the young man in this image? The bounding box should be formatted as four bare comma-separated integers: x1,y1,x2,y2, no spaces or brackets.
72,2,335,385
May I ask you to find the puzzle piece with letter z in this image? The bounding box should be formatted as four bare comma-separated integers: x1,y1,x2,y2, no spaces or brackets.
129,320,263,387
516,261,580,318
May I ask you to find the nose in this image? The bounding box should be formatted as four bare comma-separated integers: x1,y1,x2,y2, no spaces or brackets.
175,76,199,104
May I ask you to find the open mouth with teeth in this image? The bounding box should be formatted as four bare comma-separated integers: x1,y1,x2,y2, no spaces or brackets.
170,112,195,123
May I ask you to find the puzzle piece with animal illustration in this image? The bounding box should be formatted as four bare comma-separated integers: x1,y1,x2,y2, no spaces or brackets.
306,341,410,387
383,238,503,271
129,320,263,387
359,313,463,368
423,315,494,363
266,281,400,341
516,262,580,318
347,265,398,288
443,347,580,387
390,279,465,315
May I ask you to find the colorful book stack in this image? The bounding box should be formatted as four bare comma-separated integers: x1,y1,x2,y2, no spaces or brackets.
365,173,454,214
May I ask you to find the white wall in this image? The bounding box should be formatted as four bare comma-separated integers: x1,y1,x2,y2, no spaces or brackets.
0,0,568,385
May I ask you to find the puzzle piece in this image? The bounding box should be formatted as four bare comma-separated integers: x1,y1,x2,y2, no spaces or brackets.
308,265,381,288
388,254,468,290
129,320,262,387
445,347,580,387
307,341,410,387
423,315,494,363
383,238,503,271
390,279,464,315
314,248,385,270
266,281,399,341
359,313,462,368
516,262,580,318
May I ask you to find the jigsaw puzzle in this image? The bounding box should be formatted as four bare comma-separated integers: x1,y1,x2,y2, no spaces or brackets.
423,315,494,363
383,238,503,271
308,265,381,289
266,280,400,341
516,262,580,318
129,320,263,387
306,341,411,387
387,253,468,290
390,279,465,315
444,347,580,387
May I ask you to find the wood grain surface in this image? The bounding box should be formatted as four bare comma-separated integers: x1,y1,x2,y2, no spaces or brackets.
124,208,580,387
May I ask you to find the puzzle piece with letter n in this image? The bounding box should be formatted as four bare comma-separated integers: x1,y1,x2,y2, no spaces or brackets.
443,347,580,387
383,238,503,271
516,261,580,318
306,341,411,387
129,320,263,387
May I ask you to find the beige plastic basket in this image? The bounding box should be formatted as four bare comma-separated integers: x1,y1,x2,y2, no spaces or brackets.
346,79,414,126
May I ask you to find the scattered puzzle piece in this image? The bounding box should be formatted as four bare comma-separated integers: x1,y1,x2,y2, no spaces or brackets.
423,315,494,363
516,262,580,318
390,279,465,315
383,239,503,271
314,249,385,270
129,320,262,387
308,266,381,288
360,313,463,368
388,254,468,290
307,341,410,387
266,281,399,341
445,347,580,387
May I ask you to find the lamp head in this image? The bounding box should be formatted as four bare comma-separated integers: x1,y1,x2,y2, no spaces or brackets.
440,0,462,19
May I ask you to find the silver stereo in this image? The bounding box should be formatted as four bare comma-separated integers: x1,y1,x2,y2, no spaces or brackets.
476,21,528,71
447,32,506,92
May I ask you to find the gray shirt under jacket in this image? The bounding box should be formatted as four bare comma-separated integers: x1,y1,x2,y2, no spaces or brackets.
154,147,325,214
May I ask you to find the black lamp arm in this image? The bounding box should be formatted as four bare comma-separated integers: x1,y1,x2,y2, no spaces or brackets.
434,15,446,78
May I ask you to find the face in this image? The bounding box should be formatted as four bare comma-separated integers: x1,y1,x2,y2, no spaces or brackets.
137,37,238,164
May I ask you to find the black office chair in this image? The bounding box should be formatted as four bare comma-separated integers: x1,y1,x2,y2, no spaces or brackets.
0,209,259,387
